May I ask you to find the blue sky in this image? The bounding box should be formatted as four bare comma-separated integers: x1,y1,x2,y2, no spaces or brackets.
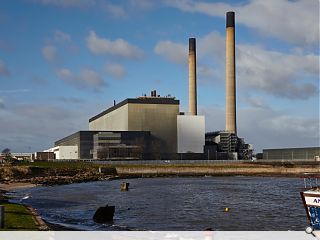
0,0,319,153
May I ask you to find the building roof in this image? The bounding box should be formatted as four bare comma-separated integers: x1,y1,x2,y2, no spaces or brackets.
89,97,180,122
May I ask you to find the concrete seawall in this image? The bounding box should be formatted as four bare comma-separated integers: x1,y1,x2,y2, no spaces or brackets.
1,163,319,185
116,165,320,177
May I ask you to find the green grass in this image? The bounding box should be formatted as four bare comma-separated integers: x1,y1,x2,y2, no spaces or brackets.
1,203,38,230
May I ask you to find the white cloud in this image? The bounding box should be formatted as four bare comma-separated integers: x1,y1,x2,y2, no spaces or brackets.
245,96,270,109
0,60,9,76
104,3,126,19
237,44,319,99
105,63,126,80
0,103,90,152
32,0,95,8
154,31,319,99
201,105,319,152
56,68,73,80
56,68,106,90
198,64,215,79
42,45,57,62
154,40,187,64
263,115,319,138
240,108,319,152
86,31,144,59
166,0,319,46
53,30,71,42
197,31,225,59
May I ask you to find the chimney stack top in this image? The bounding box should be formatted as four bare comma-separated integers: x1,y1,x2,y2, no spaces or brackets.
226,11,235,28
189,38,196,52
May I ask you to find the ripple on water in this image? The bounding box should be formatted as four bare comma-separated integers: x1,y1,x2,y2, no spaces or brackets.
12,176,307,231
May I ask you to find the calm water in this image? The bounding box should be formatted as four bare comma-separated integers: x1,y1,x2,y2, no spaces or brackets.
11,177,308,230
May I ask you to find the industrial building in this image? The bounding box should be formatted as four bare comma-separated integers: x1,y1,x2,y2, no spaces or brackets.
86,36,205,158
49,11,253,161
54,130,161,159
263,147,320,161
203,12,253,160
205,131,253,160
89,96,179,155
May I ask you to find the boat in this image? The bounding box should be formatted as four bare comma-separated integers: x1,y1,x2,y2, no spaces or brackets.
301,173,320,238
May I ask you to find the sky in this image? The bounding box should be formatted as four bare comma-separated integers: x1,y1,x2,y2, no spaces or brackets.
0,0,319,153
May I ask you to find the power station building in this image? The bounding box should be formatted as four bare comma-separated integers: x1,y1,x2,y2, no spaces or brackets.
89,96,179,155
49,11,254,161
52,91,205,159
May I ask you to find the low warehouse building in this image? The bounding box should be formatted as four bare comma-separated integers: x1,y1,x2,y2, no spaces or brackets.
47,146,78,160
263,147,320,161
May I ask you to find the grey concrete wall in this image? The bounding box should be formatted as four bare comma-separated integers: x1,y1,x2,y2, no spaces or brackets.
128,103,179,154
89,104,128,131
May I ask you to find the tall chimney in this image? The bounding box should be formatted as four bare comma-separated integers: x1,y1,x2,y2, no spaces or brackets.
225,11,237,134
188,38,197,115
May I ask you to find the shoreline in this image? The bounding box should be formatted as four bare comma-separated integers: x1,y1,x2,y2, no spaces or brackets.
1,162,319,231
0,182,39,192
1,174,313,232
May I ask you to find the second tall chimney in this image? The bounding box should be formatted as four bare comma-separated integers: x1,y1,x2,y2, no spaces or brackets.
189,38,197,115
225,11,237,134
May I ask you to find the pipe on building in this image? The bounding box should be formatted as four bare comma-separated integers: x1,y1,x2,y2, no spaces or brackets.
225,11,237,134
188,38,197,115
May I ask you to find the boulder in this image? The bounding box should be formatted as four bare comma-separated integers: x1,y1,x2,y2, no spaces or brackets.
93,205,115,223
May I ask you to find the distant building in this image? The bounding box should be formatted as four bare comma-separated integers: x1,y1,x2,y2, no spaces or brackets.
32,152,55,161
263,147,320,161
46,146,78,160
11,153,32,161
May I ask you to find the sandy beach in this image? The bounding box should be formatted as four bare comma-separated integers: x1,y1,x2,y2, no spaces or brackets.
0,182,38,192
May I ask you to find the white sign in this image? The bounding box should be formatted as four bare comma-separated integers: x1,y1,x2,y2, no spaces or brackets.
305,195,320,207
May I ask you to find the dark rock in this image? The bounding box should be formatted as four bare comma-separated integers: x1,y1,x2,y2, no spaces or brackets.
93,205,115,223
99,167,117,175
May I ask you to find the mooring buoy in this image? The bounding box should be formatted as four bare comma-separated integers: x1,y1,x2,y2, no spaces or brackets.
121,182,129,191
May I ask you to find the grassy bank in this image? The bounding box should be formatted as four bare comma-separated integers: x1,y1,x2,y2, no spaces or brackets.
0,203,38,230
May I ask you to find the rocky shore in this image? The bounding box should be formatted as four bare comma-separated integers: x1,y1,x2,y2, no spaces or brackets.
1,162,320,186
0,165,117,186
